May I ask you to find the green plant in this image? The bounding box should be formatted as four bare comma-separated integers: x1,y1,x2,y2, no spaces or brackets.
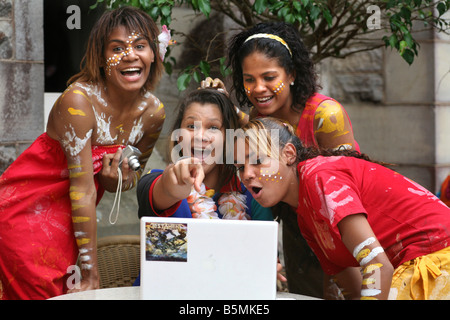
91,0,450,91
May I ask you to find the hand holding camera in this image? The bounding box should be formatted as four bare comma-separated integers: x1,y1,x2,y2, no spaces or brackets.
119,145,142,171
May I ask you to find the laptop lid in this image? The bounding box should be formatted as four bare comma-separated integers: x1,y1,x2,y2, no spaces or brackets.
140,217,278,300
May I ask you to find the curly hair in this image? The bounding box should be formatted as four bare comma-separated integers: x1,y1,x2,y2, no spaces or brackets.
227,21,320,113
68,6,163,92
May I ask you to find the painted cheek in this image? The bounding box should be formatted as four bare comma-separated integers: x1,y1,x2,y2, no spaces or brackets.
259,169,283,183
272,81,286,95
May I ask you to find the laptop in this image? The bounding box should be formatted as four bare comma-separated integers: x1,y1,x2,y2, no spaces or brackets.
139,216,278,300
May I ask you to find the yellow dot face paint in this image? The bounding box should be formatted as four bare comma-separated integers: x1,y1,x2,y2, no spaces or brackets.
68,108,86,117
260,170,283,182
272,81,285,95
106,31,140,75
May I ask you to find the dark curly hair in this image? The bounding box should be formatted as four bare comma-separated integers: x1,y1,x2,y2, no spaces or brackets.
227,21,320,113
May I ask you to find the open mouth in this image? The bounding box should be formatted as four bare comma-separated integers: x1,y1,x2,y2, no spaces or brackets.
255,96,274,104
251,186,262,195
120,67,142,77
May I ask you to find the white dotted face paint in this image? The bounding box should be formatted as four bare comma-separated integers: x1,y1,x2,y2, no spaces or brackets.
105,31,141,76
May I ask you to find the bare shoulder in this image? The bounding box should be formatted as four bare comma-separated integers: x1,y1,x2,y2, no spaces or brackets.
54,83,95,114
315,99,345,116
140,91,165,126
47,83,96,137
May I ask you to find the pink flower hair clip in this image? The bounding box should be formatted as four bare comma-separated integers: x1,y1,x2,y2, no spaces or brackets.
157,25,176,61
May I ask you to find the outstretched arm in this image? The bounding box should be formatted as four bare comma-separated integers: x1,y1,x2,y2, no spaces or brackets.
152,157,205,211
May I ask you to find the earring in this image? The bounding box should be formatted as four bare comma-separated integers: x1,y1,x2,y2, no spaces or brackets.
290,82,294,86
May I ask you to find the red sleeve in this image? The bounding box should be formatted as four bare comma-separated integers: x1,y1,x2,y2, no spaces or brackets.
148,175,182,217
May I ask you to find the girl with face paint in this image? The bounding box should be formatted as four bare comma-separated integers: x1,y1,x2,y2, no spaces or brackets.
234,117,450,300
0,7,167,299
202,21,360,298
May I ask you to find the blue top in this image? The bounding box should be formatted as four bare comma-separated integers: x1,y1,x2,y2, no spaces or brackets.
137,169,273,221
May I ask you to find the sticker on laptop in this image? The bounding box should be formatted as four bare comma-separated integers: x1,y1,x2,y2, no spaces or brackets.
145,222,188,262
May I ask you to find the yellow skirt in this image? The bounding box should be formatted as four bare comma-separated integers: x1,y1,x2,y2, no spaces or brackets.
389,246,450,300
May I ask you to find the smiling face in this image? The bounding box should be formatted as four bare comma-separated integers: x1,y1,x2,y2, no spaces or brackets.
104,26,155,92
177,103,225,177
242,51,295,117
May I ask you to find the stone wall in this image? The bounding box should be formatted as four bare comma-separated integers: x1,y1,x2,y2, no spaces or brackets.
0,0,44,173
320,17,450,193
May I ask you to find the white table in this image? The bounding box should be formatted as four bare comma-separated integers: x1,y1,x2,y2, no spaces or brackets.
48,286,320,300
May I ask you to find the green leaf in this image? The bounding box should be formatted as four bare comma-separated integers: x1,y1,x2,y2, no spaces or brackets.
389,34,398,48
401,48,415,65
199,61,210,77
90,0,104,10
323,9,333,27
219,57,231,77
310,5,320,21
399,40,407,54
403,31,414,48
198,0,211,18
177,72,192,91
254,0,267,14
437,2,447,16
163,62,173,75
399,7,411,21
161,5,171,17
150,6,160,19
292,1,302,12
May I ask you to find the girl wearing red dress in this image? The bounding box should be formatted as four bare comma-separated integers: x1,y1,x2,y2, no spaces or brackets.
0,6,167,299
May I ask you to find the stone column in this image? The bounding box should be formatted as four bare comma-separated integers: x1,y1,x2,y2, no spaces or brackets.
0,0,44,174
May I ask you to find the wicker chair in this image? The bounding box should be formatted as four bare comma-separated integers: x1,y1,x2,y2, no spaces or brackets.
97,235,140,289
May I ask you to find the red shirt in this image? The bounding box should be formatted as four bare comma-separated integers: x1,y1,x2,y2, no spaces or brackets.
296,156,450,275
